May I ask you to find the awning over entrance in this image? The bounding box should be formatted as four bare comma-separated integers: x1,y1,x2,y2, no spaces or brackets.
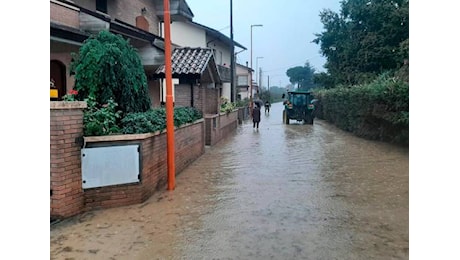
152,47,221,83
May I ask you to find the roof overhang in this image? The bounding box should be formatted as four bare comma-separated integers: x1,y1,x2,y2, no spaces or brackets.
50,22,90,44
110,19,164,45
152,47,221,83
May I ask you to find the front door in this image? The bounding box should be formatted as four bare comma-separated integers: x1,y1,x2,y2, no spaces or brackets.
50,60,66,100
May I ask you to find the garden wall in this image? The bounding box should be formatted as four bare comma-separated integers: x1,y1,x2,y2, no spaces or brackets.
204,110,238,146
50,101,87,218
50,101,205,220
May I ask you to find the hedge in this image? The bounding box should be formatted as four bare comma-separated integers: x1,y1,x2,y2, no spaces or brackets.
312,73,408,146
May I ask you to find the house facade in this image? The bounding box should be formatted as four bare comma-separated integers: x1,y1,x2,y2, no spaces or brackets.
50,0,165,105
236,63,254,101
50,0,246,110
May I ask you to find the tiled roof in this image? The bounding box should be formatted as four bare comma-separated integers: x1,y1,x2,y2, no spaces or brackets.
155,47,214,76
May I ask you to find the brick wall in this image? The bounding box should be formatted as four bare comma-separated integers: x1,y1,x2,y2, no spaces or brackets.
109,0,160,35
168,84,219,111
205,87,219,114
175,84,193,107
219,111,238,141
204,110,238,146
50,101,205,219
50,1,80,28
50,101,87,219
193,85,205,112
82,121,205,212
175,121,206,174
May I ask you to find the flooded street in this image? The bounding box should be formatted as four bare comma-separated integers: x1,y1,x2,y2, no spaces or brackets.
50,102,409,260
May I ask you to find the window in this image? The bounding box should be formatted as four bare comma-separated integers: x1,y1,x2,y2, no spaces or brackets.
237,75,248,86
96,0,107,13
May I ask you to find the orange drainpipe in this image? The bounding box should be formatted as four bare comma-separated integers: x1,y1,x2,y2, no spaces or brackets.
163,0,175,190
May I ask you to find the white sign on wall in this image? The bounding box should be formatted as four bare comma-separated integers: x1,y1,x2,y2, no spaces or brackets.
81,145,140,189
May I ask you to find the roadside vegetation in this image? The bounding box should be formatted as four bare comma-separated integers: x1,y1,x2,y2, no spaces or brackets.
69,30,202,136
286,0,409,145
313,72,408,145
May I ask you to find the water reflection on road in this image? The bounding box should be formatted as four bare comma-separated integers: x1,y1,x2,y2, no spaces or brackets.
51,102,409,260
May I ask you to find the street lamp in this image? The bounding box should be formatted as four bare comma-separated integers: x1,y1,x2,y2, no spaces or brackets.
250,24,263,114
256,56,264,87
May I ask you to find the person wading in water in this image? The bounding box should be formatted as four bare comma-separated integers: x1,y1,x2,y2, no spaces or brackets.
252,103,261,129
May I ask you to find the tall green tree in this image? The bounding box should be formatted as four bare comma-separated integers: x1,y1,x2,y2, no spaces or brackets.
286,61,316,90
313,72,336,89
70,30,151,114
313,0,409,86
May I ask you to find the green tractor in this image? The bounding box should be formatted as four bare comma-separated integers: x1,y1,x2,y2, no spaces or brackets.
282,90,316,125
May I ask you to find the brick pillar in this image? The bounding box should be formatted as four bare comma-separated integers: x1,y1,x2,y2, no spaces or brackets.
50,101,87,219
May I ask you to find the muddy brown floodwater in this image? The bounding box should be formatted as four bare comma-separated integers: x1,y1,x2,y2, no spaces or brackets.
50,102,409,260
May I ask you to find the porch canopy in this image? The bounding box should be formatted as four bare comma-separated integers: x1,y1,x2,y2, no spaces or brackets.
152,47,221,83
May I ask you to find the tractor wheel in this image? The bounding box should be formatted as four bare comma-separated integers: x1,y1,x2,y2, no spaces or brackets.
283,110,289,124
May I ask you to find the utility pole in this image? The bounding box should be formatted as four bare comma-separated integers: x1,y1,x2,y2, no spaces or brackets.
163,0,175,190
259,68,263,91
250,24,262,116
230,0,235,102
267,75,270,101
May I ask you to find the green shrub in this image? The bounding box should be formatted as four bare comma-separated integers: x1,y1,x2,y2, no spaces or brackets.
83,96,122,136
121,107,202,134
70,30,151,114
174,107,202,126
220,96,236,114
235,98,249,108
312,73,408,145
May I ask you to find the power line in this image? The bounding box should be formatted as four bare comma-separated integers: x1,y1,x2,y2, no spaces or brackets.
218,25,230,32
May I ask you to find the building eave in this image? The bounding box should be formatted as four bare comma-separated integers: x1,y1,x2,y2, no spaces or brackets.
50,22,90,43
189,21,246,50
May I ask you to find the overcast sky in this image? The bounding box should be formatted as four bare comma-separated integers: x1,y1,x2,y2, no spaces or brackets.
186,0,342,88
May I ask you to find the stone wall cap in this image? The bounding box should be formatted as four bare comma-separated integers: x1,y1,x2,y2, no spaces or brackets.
84,119,205,143
51,101,87,109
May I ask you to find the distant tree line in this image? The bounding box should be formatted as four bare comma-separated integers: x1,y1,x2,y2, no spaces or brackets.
286,0,408,89
258,86,287,104
283,0,409,146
